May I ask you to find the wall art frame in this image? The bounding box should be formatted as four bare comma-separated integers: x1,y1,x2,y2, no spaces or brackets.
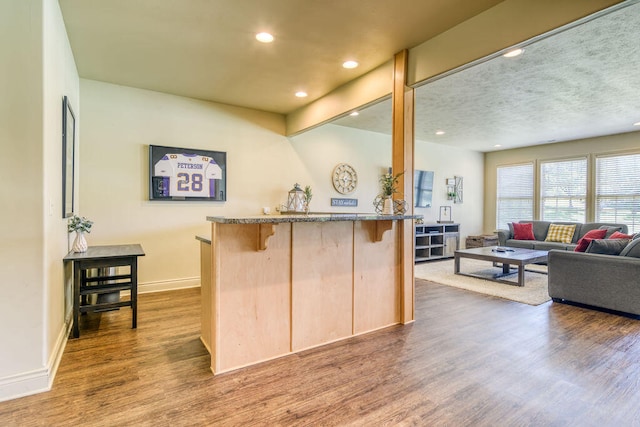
62,96,76,218
149,144,227,201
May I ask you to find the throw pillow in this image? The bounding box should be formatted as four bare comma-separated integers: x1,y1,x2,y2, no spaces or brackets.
609,231,634,239
598,225,623,238
513,222,535,240
574,228,607,252
545,224,577,244
585,238,631,255
620,239,640,258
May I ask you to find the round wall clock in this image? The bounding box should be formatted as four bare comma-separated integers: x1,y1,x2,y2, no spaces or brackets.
332,163,358,194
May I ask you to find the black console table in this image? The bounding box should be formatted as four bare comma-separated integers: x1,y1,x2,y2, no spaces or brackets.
64,244,145,338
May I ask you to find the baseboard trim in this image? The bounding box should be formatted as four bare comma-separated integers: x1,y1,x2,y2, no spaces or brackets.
138,277,200,294
0,318,71,403
0,368,50,403
0,312,71,402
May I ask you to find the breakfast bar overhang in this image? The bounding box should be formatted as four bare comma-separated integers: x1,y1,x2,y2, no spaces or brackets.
197,213,420,374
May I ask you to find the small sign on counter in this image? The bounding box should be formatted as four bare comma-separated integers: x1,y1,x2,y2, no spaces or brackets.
331,198,358,207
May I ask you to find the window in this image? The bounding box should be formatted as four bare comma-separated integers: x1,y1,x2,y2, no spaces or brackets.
540,158,587,222
496,163,534,229
596,153,640,234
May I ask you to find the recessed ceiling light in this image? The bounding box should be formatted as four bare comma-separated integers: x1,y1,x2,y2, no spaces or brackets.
343,60,359,69
494,144,502,147
255,32,274,43
503,48,524,58
295,91,308,98
349,111,359,116
634,122,640,126
435,130,445,135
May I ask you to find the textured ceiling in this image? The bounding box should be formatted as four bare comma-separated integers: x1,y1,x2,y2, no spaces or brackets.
58,0,503,114
333,1,640,152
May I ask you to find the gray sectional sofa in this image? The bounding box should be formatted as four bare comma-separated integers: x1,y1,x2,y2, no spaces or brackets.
496,220,640,317
548,237,640,317
496,220,628,251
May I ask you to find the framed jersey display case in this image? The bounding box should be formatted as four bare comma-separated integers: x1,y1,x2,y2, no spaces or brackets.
149,145,226,201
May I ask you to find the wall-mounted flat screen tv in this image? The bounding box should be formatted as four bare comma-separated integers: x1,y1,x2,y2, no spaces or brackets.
149,144,227,201
414,170,434,208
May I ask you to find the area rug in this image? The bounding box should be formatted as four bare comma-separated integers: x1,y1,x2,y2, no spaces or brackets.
415,258,550,306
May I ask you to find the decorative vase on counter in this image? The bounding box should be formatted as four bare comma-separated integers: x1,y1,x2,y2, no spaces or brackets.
382,196,393,215
72,231,88,253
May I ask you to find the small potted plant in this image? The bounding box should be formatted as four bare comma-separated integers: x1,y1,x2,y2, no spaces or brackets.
68,215,93,252
378,171,404,214
303,185,313,214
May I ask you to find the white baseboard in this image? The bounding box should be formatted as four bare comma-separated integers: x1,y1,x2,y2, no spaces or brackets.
138,277,200,294
0,317,71,403
0,368,50,403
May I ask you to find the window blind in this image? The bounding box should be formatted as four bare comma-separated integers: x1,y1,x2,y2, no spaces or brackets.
596,153,640,234
496,163,534,229
540,158,587,222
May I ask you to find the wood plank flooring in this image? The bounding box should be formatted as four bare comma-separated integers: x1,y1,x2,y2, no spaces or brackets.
2,279,640,426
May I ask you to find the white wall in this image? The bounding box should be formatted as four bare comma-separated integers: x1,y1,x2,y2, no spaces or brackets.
289,124,392,212
0,0,79,402
0,0,45,398
42,0,80,380
415,139,485,241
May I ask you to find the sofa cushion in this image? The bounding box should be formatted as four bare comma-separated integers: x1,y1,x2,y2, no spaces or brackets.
574,228,608,252
531,221,552,241
534,241,575,251
585,238,631,255
609,231,634,239
513,222,535,240
620,238,640,258
598,225,624,238
545,224,577,244
505,239,535,249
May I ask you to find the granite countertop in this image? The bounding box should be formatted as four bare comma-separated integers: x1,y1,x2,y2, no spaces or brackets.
206,213,423,224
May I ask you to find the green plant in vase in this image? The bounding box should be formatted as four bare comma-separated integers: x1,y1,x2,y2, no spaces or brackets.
378,171,404,214
379,171,403,197
303,185,313,214
68,215,93,252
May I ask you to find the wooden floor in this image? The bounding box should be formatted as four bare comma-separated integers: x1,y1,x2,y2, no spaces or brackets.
2,279,640,426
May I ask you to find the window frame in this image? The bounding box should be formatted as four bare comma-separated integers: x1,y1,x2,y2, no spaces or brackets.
539,157,588,223
495,162,535,230
594,151,640,234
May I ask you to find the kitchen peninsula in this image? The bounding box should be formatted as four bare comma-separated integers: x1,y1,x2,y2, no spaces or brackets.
197,213,420,374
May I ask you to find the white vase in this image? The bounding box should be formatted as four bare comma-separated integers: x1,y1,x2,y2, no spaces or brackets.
382,196,393,215
72,231,88,253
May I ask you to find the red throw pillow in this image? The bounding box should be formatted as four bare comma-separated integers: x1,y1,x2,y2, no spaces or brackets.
609,231,633,239
513,222,535,240
574,228,607,252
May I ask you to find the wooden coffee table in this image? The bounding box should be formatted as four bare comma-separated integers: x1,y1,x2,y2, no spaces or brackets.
454,246,548,287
